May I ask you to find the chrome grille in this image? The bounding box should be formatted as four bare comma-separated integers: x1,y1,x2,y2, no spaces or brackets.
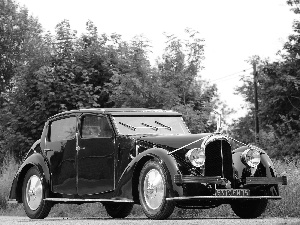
204,140,233,182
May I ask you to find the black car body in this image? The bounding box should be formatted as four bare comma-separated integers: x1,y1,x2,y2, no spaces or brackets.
8,108,287,219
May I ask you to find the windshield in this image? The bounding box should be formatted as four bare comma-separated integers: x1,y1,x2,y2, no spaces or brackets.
112,116,190,135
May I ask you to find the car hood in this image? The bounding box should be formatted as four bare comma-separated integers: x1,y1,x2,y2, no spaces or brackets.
136,133,211,150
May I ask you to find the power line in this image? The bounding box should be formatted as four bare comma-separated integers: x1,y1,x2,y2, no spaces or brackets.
210,68,252,82
211,68,252,82
213,73,246,83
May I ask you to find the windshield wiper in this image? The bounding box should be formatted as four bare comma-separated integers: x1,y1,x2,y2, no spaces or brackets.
141,123,158,131
155,121,172,131
119,122,137,131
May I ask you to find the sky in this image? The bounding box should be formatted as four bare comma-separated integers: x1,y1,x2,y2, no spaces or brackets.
17,0,298,120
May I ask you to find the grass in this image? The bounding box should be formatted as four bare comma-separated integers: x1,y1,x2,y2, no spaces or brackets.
265,159,300,217
0,156,20,210
0,156,299,218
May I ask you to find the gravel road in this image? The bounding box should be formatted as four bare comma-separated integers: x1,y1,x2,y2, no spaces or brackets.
1,216,300,225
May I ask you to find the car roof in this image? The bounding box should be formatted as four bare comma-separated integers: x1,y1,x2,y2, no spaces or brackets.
48,108,182,120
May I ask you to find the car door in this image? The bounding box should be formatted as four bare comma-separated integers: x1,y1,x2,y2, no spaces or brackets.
77,114,115,195
45,116,77,194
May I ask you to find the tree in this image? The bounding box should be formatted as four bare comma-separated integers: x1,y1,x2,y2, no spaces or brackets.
0,20,226,160
0,19,123,159
108,35,155,107
157,29,220,133
0,20,103,158
158,28,205,105
0,0,43,106
231,1,300,158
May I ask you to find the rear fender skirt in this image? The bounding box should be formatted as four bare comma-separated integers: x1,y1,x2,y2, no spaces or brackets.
9,153,51,202
114,148,183,200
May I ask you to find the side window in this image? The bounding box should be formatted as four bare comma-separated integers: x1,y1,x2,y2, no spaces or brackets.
49,117,77,142
81,115,113,138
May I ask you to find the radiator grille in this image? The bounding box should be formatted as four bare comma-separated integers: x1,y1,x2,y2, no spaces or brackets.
204,140,233,182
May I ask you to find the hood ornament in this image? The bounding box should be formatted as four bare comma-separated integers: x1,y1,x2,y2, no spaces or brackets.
212,109,222,133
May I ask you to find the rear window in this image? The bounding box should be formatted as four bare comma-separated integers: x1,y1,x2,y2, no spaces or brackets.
81,115,113,138
49,117,77,142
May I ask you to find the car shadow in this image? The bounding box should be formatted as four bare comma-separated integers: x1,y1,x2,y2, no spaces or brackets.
16,216,243,222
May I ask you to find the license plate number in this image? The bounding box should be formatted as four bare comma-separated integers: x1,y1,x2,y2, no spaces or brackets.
215,189,250,196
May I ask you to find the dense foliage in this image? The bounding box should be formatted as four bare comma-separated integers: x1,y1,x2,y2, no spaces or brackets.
231,1,300,158
0,1,222,161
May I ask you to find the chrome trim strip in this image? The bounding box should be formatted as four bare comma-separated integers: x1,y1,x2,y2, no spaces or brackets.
44,198,134,203
166,196,282,201
168,136,209,155
175,175,288,186
246,176,287,185
220,138,224,178
175,175,224,185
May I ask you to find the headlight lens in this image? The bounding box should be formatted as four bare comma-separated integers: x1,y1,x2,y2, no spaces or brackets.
241,148,261,168
185,148,205,167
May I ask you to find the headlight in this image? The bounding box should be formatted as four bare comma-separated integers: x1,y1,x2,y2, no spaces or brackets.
241,148,261,168
185,148,205,167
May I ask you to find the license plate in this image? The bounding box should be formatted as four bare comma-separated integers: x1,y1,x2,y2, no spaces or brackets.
215,189,250,196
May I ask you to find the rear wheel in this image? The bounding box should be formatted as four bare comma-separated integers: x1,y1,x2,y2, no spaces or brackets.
138,160,175,220
104,202,133,218
22,167,52,219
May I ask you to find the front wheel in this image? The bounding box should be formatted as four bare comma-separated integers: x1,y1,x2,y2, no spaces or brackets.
138,159,175,220
231,199,268,218
231,185,278,218
22,167,52,219
104,202,133,218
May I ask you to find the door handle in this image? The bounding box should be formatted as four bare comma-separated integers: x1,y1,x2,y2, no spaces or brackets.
76,146,85,151
44,149,53,153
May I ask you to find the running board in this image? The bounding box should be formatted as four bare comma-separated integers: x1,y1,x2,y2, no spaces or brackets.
44,198,134,203
166,196,282,201
7,199,18,204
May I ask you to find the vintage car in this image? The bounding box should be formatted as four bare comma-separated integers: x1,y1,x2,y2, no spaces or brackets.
8,108,287,219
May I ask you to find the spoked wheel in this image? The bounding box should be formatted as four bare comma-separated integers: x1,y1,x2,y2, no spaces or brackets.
104,202,133,218
22,167,52,219
139,159,175,220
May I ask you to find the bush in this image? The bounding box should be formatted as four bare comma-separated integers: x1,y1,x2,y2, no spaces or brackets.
258,129,300,160
265,158,300,217
0,155,19,209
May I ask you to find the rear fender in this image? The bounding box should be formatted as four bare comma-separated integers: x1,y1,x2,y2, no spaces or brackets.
9,152,51,202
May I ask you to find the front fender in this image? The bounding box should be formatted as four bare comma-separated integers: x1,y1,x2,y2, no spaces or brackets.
9,152,51,202
232,146,277,179
114,148,183,201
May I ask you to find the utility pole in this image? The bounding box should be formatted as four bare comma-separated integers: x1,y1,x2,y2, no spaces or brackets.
253,62,259,144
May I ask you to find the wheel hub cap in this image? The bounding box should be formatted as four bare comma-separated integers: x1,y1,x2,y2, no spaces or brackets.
143,168,164,209
26,175,43,210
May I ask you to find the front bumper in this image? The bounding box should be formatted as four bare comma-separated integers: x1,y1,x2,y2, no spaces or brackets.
245,176,287,185
174,175,287,186
166,195,282,201
170,174,287,201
